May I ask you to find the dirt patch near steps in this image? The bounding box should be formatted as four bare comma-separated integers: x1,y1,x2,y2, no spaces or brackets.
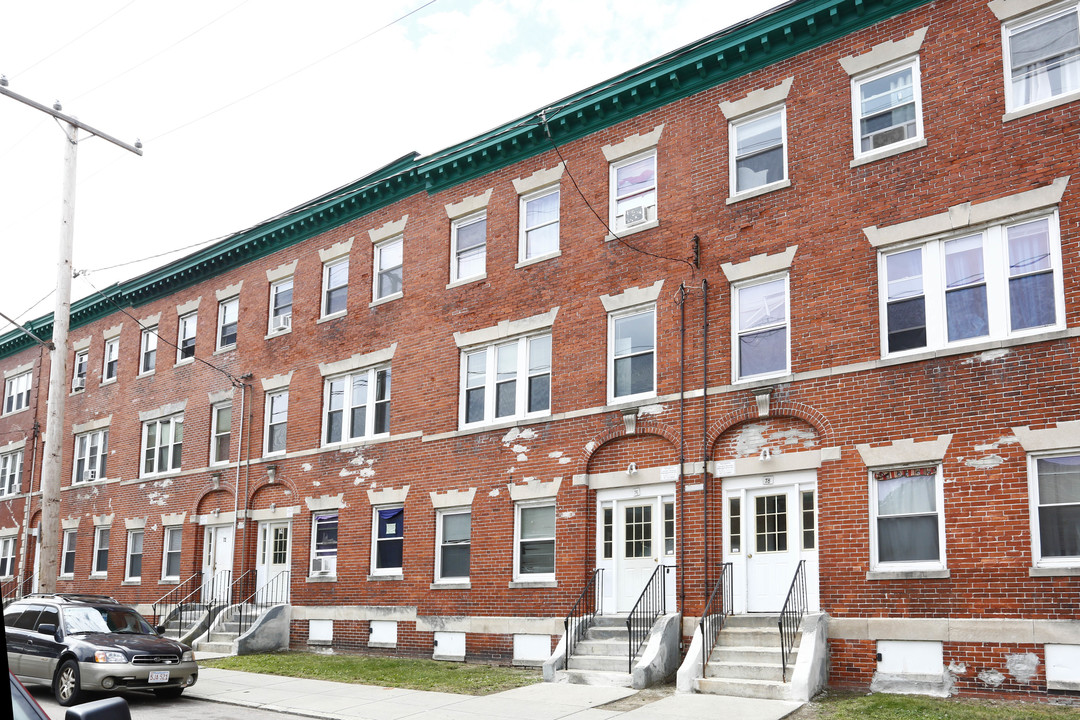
596,684,677,712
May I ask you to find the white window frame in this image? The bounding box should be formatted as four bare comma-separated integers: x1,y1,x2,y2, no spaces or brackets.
125,529,144,581
209,402,232,466
102,338,119,383
851,57,924,159
217,297,239,350
162,526,182,581
729,106,788,197
607,305,657,404
450,211,487,283
435,508,471,582
176,312,197,363
139,327,157,375
73,428,108,484
268,277,293,334
609,149,658,233
322,366,391,446
1003,3,1080,114
310,512,338,577
373,236,404,302
868,465,947,572
72,350,88,392
371,506,403,576
879,212,1065,357
0,450,22,497
518,187,561,262
3,371,31,416
141,415,183,478
61,529,77,577
264,390,288,456
460,334,551,428
322,258,349,318
513,501,555,581
732,273,791,382
0,537,15,578
1028,451,1080,568
91,526,110,576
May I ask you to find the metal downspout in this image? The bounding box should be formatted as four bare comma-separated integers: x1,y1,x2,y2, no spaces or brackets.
701,279,710,595
677,284,688,617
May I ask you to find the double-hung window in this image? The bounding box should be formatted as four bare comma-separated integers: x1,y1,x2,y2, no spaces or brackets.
372,507,403,575
324,366,390,444
322,259,348,317
3,371,31,415
515,502,555,580
462,335,550,427
730,108,787,195
870,466,946,571
1004,4,1080,112
162,526,182,581
734,276,790,381
102,338,119,382
126,530,144,581
609,307,655,402
210,403,232,465
852,59,923,157
1029,453,1080,567
610,151,657,233
92,527,109,575
0,450,22,497
373,237,403,301
881,214,1064,355
310,513,338,576
72,350,88,392
61,530,77,577
269,278,293,333
217,298,238,350
451,212,486,283
140,327,157,374
436,509,471,581
264,390,288,455
73,429,108,483
520,188,560,261
0,537,14,577
177,312,197,362
141,415,183,477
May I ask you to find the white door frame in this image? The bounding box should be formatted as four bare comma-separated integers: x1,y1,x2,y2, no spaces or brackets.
202,523,234,603
596,483,677,614
256,519,292,602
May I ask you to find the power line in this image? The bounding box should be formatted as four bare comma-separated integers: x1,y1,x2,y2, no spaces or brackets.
12,0,140,80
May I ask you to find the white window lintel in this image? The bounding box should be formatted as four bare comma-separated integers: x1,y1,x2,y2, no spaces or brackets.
0,524,18,537
319,238,354,263
139,313,162,328
72,336,92,353
125,517,147,530
3,362,32,380
266,261,298,283
1013,421,1080,452
261,371,294,392
92,514,114,527
72,415,112,435
601,125,664,163
208,388,234,405
454,308,559,349
161,512,186,526
368,216,409,244
721,246,798,283
61,516,81,530
719,77,794,121
139,401,187,423
430,488,476,509
319,343,397,377
369,486,410,505
840,27,928,77
445,190,493,220
0,439,26,455
512,164,565,195
103,324,123,341
175,297,201,316
857,434,953,467
215,283,243,302
305,494,345,512
600,280,665,313
508,478,562,501
989,0,1065,21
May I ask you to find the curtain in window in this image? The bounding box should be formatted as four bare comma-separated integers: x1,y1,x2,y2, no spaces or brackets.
944,235,988,341
1039,456,1080,557
876,470,939,563
1011,12,1080,106
1008,219,1055,330
376,508,403,569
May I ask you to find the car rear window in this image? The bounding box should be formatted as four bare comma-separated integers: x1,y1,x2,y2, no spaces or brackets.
11,605,44,631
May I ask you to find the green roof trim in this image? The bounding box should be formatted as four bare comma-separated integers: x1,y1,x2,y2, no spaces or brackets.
0,0,934,359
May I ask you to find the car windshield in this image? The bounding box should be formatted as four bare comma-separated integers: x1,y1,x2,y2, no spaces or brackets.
63,606,153,635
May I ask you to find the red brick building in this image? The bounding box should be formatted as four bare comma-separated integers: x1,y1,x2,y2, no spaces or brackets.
1,0,1078,699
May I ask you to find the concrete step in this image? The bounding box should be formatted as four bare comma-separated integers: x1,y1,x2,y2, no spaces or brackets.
705,660,786,682
591,614,629,628
195,641,233,654
209,632,237,643
584,626,629,641
567,655,630,673
573,639,628,657
554,669,633,687
723,614,780,629
696,677,790,700
715,628,784,647
711,646,795,665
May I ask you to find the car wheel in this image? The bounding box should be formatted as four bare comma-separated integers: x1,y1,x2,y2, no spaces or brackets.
54,658,84,706
155,686,184,699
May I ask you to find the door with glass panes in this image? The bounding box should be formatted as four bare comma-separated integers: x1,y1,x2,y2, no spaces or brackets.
256,520,291,602
202,524,233,603
600,492,677,613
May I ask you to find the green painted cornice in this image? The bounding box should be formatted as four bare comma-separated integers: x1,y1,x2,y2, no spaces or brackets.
0,0,934,360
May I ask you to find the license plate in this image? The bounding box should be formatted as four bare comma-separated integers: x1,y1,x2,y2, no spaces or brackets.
148,671,170,684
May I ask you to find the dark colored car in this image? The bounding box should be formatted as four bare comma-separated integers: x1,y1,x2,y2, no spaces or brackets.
5,593,198,706
10,671,132,720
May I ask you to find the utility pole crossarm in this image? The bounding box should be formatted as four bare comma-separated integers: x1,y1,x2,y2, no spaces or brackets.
0,81,143,156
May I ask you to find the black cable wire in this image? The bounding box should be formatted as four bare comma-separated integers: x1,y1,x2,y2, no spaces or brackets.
11,0,139,79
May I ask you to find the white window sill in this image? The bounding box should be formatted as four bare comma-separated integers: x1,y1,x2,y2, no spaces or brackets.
158,578,180,585
306,575,337,583
515,250,561,269
59,574,74,580
430,581,470,590
368,573,403,581
508,580,557,589
174,359,194,369
607,390,656,407
121,579,142,585
68,390,85,397
137,370,156,379
605,219,659,242
90,572,107,579
446,273,487,290
880,327,1071,367
139,471,181,481
265,327,292,340
866,569,950,581
370,292,403,308
1003,89,1080,122
212,346,236,356
321,433,391,451
1,407,31,419
850,137,927,168
733,370,793,387
317,311,347,325
100,378,117,387
460,412,551,433
1029,566,1080,577
726,179,791,205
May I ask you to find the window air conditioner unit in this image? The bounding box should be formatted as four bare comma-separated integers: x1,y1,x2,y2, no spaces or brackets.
272,313,292,331
72,376,85,392
310,557,333,575
86,468,97,481
623,204,647,227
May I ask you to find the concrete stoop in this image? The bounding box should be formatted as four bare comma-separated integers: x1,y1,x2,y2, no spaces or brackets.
193,604,249,655
554,614,634,686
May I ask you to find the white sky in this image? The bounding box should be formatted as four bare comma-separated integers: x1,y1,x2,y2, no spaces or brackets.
0,0,784,336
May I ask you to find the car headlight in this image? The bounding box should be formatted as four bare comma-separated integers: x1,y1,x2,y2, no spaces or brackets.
94,650,127,663
182,650,195,662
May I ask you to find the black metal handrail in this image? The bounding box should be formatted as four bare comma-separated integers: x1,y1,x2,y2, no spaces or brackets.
626,564,674,673
778,560,807,682
564,568,603,665
236,570,291,637
698,562,733,674
2,574,35,606
150,571,203,635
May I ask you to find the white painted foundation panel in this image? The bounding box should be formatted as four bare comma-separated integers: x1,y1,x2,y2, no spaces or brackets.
1046,644,1080,684
514,633,550,662
308,619,333,643
434,631,466,659
369,620,397,646
876,640,942,675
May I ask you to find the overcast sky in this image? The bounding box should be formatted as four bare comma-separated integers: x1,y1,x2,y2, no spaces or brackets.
0,0,784,337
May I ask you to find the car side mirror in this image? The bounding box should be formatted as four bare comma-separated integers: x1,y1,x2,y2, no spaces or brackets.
37,623,57,637
65,696,131,720
156,624,166,635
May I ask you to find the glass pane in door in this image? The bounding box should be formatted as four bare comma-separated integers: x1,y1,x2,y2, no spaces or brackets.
624,505,653,558
755,494,788,553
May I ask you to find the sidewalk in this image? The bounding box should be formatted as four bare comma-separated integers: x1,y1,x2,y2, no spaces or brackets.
188,667,804,720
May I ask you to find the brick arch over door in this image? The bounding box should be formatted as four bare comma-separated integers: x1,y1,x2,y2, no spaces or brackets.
711,416,824,461
582,416,680,474
706,396,833,453
194,487,236,517
248,479,299,511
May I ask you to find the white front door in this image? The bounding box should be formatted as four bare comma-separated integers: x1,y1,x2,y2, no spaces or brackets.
256,520,291,602
202,524,234,603
745,486,799,612
617,501,659,611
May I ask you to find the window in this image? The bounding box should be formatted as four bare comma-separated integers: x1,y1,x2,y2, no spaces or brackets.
520,188,560,261
881,215,1063,355
139,327,157,374
72,350,88,391
802,490,816,550
61,530,76,577
374,237,403,301
217,297,238,349
162,526,182,581
210,403,232,465
102,338,119,382
610,151,657,232
73,429,108,484
730,108,786,194
602,507,613,559
515,503,554,579
372,507,403,574
664,501,676,556
0,537,14,577
735,276,789,380
322,259,348,317
92,527,109,575
265,390,288,455
852,59,922,156
311,513,338,576
0,450,22,497
1030,453,1080,566
1005,4,1080,112
870,466,945,570
462,335,550,426
269,277,293,333
177,312,197,362
4,371,31,415
141,415,183,477
323,367,390,444
436,509,470,581
126,530,144,581
450,212,486,283
729,497,742,553
609,307,655,401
